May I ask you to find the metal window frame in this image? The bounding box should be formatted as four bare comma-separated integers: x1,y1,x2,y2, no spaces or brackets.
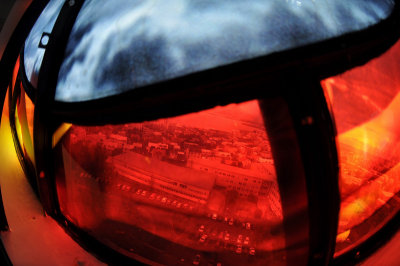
19,45,37,102
8,62,38,195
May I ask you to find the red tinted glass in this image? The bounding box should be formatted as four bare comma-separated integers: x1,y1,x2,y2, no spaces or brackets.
321,40,400,256
54,100,305,265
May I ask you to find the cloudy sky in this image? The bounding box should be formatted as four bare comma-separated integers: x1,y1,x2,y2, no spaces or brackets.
24,0,395,102
24,0,64,87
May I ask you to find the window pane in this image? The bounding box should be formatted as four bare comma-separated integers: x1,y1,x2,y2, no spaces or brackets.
321,39,400,256
54,0,394,102
54,100,295,265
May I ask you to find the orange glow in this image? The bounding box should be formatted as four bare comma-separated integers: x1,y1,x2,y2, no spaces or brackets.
12,57,20,92
336,230,350,243
1,85,105,266
15,86,35,164
0,89,18,162
321,40,400,256
14,108,23,149
10,57,23,146
52,123,72,148
16,89,35,162
25,92,34,144
54,100,287,265
8,55,35,164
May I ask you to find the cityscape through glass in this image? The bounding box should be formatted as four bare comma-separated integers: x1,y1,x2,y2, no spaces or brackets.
322,39,400,256
54,100,287,265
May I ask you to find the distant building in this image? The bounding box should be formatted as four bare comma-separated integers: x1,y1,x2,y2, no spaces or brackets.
112,152,215,204
110,134,127,142
189,157,276,198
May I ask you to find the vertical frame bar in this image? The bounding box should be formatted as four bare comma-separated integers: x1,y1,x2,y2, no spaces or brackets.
261,97,310,265
285,78,340,265
34,0,85,214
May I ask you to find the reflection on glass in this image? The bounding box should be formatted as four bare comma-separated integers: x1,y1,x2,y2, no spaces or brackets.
321,39,400,256
54,100,287,265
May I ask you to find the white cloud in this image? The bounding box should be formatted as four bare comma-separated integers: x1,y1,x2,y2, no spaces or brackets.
24,0,394,102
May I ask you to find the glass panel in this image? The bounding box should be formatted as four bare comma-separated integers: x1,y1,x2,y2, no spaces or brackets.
55,0,394,102
54,100,295,265
15,89,35,165
23,0,65,87
321,39,400,256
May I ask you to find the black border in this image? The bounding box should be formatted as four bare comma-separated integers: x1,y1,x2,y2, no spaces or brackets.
0,187,8,232
0,236,12,266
